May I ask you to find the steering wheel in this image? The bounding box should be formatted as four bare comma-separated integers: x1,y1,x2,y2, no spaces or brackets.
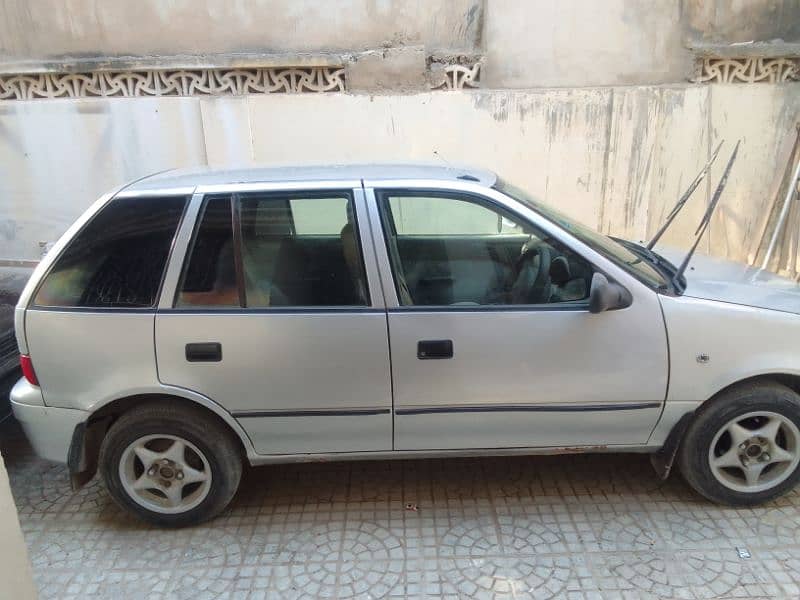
510,238,552,304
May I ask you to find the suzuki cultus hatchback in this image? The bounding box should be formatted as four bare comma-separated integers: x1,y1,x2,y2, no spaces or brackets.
12,164,800,526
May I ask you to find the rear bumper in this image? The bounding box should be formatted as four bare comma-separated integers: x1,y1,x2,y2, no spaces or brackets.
10,378,88,464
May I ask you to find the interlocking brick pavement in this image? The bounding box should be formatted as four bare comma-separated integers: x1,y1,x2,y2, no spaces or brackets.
3,418,800,599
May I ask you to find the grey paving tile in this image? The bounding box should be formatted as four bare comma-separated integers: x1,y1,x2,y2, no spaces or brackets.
3,419,800,599
439,554,590,600
588,549,781,600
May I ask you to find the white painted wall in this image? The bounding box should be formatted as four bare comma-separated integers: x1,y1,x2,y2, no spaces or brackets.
0,98,207,260
0,85,798,263
0,453,36,599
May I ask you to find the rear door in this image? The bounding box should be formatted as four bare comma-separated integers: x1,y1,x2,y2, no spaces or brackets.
365,183,669,451
155,184,392,455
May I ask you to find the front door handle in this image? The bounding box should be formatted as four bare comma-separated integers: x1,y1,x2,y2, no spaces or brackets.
185,342,222,362
417,339,453,360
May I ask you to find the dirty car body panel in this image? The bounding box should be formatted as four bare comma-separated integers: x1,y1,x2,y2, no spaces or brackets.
11,163,800,510
362,182,668,451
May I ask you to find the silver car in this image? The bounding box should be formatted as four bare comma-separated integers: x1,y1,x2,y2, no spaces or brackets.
11,164,800,527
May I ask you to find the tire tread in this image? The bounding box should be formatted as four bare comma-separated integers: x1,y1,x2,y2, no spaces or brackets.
678,380,800,506
99,402,242,527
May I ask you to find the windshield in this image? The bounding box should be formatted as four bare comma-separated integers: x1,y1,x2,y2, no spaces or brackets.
495,178,671,290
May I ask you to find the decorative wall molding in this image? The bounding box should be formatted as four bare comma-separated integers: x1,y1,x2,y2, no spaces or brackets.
428,56,482,91
693,57,799,84
0,52,490,100
435,63,482,90
0,66,346,100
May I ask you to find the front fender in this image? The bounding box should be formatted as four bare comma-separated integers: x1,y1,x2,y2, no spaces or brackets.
660,295,800,403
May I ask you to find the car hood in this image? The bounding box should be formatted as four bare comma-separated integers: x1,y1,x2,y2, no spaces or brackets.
655,248,800,314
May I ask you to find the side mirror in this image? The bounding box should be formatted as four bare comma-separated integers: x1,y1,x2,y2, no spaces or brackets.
589,273,632,314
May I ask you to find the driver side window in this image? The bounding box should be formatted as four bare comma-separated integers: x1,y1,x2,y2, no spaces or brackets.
377,190,593,307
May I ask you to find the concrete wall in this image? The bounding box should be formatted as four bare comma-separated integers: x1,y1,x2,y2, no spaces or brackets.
483,0,693,88
2,1,797,86
0,0,482,63
2,84,797,263
0,452,36,599
483,0,800,88
685,0,800,43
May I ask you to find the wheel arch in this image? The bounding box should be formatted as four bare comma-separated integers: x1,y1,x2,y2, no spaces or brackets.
703,373,800,407
69,389,256,489
651,372,800,480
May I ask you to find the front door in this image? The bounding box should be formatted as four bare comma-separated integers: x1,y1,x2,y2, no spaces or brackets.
156,187,392,455
367,186,668,450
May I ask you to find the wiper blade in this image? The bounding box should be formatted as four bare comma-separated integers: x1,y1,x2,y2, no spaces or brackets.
646,140,724,249
674,140,741,284
614,237,661,265
615,238,678,283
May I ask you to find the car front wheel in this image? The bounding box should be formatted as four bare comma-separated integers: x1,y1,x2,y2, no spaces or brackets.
99,403,242,527
679,381,800,505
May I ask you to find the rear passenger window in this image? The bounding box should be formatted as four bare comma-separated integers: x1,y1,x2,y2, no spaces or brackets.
289,197,349,235
34,196,187,308
175,192,368,308
176,196,238,308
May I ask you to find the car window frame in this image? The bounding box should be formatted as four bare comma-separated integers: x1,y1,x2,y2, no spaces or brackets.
374,187,598,312
171,188,374,311
29,192,190,312
494,178,674,293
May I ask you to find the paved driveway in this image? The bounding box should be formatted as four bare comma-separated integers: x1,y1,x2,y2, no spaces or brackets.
2,418,799,599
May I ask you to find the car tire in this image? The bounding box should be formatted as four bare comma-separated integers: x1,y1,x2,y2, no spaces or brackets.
99,402,242,527
678,381,800,506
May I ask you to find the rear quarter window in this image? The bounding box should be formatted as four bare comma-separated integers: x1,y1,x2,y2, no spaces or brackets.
34,195,187,308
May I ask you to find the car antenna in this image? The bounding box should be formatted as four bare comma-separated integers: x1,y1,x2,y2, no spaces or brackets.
673,140,741,285
432,149,451,166
646,140,724,249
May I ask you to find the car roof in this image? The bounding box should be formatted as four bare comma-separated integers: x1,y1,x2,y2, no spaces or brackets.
126,163,497,192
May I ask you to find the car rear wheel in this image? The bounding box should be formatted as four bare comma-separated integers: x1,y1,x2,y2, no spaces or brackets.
679,381,800,505
99,403,242,527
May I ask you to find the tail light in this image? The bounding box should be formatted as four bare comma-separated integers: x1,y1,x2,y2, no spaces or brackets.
20,355,39,386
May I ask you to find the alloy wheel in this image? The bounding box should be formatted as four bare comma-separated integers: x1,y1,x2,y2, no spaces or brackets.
708,411,800,493
119,434,212,514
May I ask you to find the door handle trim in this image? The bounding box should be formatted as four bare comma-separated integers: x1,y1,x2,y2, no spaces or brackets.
185,342,222,362
417,339,453,360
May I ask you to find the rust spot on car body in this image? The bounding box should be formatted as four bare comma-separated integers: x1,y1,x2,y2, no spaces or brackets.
559,445,609,454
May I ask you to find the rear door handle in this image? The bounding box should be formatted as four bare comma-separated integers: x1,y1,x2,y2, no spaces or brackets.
417,339,453,360
185,342,222,362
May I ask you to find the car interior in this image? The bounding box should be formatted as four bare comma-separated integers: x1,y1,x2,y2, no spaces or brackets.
176,192,594,309
390,233,592,306
177,194,368,307
380,193,594,306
